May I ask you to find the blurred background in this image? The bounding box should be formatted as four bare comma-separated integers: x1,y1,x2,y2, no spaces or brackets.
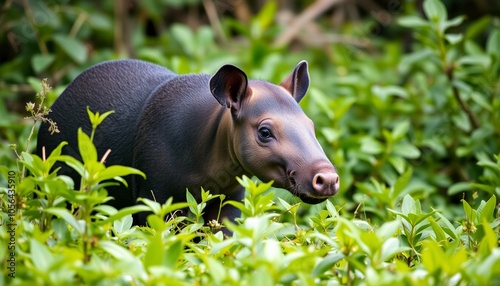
1,0,499,222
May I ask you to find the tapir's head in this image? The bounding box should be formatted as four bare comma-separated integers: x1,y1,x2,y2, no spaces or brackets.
209,61,339,204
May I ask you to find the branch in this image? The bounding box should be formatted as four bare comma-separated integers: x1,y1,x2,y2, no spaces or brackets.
446,65,481,130
274,0,345,47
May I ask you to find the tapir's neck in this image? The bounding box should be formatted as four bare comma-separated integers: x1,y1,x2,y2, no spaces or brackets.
200,107,248,195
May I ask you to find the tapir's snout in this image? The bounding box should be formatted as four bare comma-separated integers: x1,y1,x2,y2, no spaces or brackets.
312,171,340,195
286,161,339,204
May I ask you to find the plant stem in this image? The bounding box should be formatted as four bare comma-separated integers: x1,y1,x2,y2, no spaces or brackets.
445,65,481,130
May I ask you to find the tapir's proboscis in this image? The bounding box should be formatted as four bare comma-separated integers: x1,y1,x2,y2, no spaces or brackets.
37,59,339,233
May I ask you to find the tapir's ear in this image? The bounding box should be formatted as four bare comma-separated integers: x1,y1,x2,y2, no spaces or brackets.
210,64,249,112
279,60,310,103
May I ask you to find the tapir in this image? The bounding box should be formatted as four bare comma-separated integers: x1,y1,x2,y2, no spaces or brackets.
37,59,339,229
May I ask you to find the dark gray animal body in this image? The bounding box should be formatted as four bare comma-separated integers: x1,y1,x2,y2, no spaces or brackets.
37,59,339,227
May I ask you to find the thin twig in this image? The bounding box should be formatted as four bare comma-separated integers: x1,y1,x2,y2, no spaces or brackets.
274,0,345,47
202,0,227,44
445,65,481,130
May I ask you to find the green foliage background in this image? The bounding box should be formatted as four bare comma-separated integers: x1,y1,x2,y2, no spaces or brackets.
0,0,499,285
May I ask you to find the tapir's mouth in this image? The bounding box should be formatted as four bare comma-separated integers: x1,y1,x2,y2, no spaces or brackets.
297,194,328,205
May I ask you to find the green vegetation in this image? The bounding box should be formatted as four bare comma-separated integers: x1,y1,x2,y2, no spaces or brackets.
1,0,499,284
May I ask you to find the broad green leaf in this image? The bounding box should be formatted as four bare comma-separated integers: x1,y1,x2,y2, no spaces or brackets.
442,16,465,31
147,214,167,231
171,24,195,56
428,216,447,242
389,155,406,174
164,240,183,268
445,33,463,45
101,204,150,224
393,167,413,197
448,182,473,195
462,199,477,222
392,120,410,140
31,54,55,73
478,219,498,257
312,252,345,277
95,165,146,183
401,194,416,216
99,240,136,261
376,220,402,241
380,237,410,261
486,29,500,58
398,16,430,28
477,195,496,223
113,214,133,233
421,240,444,272
393,142,421,159
53,34,87,64
44,207,84,234
77,128,97,165
361,137,384,155
423,0,447,23
144,235,163,268
434,211,459,241
19,152,45,177
30,239,53,272
137,197,162,214
186,190,199,216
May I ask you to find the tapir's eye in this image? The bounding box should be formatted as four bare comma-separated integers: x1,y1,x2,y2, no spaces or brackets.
258,127,273,142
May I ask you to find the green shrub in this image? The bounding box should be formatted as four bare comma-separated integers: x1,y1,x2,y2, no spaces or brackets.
1,0,499,284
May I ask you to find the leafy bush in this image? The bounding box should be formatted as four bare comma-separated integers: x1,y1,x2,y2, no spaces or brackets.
1,0,499,284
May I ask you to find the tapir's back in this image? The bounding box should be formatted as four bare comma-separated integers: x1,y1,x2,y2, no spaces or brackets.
37,60,176,208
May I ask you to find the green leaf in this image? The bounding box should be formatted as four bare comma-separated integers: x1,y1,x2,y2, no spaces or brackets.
381,237,409,261
478,220,498,257
445,33,463,45
389,155,406,174
44,207,84,234
95,165,146,184
486,29,500,59
398,16,430,28
78,128,97,165
428,216,447,242
99,240,136,261
312,252,344,277
171,24,195,56
448,182,473,195
31,54,55,73
30,239,53,272
393,142,421,159
392,167,413,198
376,220,402,241
101,204,151,224
434,211,459,241
86,106,115,129
421,240,445,272
361,137,384,155
392,120,410,140
53,35,87,64
164,240,183,268
144,235,163,268
113,214,133,233
186,190,199,216
423,0,447,23
462,199,477,222
478,195,496,223
442,16,465,31
401,194,416,216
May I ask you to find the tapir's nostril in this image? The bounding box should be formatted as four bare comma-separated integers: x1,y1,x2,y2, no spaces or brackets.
312,172,340,194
